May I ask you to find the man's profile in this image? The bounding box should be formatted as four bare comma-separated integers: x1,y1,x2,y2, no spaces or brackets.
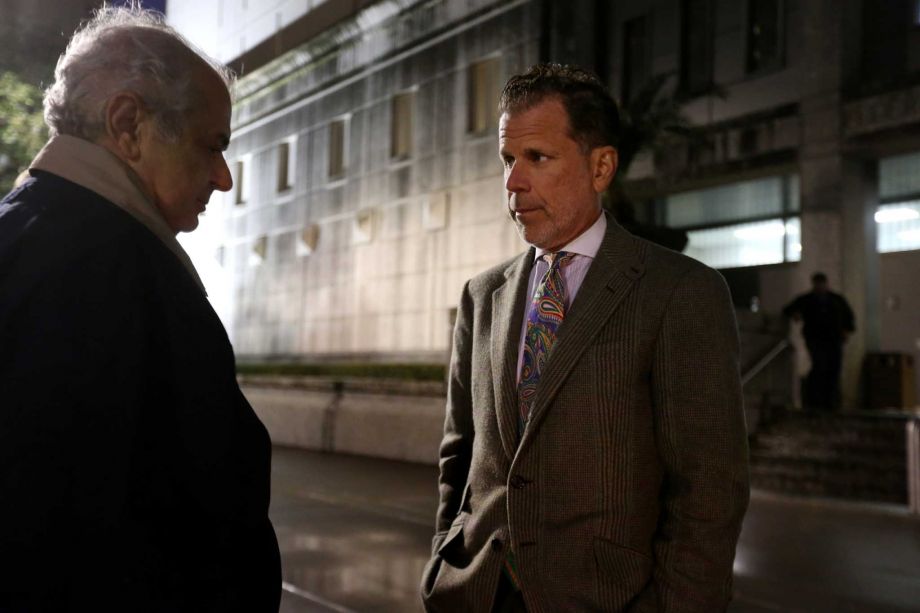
421,63,749,612
0,7,281,611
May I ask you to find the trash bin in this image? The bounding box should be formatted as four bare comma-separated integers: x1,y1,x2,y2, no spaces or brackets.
864,353,917,410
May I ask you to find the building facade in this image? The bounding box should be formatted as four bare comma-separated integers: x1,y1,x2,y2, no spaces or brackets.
169,0,920,406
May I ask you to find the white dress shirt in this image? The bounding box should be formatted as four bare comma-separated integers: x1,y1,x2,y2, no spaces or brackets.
515,212,607,382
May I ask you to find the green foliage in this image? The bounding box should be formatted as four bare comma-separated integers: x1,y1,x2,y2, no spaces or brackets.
0,72,47,195
615,72,724,183
607,73,726,252
236,362,446,381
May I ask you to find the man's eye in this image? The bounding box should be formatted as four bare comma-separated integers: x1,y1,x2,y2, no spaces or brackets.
501,157,514,169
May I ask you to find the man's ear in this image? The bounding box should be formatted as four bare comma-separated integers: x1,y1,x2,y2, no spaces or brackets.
591,146,618,194
103,92,147,161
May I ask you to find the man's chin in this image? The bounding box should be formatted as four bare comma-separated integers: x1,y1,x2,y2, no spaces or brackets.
174,217,200,235
514,222,551,249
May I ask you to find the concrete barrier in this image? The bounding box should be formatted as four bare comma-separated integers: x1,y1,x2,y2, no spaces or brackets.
242,383,445,465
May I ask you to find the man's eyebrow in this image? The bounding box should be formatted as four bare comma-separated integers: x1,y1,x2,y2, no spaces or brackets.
523,146,551,158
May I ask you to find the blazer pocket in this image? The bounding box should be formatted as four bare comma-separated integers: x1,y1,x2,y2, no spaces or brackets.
593,538,654,611
437,512,467,556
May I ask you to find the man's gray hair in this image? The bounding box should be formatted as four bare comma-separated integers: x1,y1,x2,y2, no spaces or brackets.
43,4,234,142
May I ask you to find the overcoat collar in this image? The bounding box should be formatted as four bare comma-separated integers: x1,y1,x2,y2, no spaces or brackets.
30,135,207,294
491,214,647,460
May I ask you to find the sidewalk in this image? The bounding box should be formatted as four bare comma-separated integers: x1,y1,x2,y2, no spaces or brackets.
732,491,920,612
270,447,920,612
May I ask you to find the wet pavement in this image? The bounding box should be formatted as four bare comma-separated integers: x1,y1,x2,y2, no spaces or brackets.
270,446,920,612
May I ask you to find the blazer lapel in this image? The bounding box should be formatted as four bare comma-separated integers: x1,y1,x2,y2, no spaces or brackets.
491,249,535,462
521,218,647,444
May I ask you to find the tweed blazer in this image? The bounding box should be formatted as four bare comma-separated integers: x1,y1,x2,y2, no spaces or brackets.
421,217,750,612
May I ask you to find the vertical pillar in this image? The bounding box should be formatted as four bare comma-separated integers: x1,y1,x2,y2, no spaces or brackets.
840,158,880,408
797,0,879,409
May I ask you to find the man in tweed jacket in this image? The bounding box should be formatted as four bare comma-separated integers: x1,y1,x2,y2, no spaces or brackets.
420,64,749,612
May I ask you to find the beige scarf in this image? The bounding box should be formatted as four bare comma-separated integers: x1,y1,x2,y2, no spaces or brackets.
30,134,206,294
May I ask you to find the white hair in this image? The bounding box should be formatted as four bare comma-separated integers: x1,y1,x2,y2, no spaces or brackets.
43,4,234,142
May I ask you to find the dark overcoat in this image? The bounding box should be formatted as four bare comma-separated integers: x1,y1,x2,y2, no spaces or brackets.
0,171,281,612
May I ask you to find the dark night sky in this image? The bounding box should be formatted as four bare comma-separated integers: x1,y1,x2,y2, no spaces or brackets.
111,0,167,15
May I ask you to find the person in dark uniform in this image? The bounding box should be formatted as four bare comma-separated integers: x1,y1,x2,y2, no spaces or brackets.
783,272,856,411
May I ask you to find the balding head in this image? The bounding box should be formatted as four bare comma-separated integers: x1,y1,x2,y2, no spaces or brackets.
43,5,233,143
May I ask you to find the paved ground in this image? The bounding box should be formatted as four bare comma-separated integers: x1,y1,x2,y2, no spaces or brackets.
270,446,920,613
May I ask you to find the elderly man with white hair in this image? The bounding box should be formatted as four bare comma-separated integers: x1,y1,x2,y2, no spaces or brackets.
0,6,281,612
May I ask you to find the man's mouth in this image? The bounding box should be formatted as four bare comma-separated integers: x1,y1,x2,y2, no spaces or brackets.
513,206,540,216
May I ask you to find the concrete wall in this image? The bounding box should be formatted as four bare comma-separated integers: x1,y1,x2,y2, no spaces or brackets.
181,0,540,360
170,0,920,414
244,384,444,464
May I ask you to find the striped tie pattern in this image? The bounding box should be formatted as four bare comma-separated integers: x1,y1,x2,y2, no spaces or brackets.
503,251,574,593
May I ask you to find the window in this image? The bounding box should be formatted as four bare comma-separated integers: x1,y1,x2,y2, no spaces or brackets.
665,175,801,269
328,118,347,179
876,203,920,252
746,0,784,73
276,137,296,192
297,224,320,257
622,15,650,103
353,209,375,245
423,192,450,230
234,157,250,205
468,58,500,134
249,235,267,266
685,218,800,268
665,175,798,227
877,151,920,253
391,91,414,160
681,0,714,95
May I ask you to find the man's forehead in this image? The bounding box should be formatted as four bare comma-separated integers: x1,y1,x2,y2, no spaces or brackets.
189,70,232,139
499,102,571,143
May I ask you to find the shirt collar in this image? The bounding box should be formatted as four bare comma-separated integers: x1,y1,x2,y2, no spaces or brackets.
30,134,206,294
533,211,607,262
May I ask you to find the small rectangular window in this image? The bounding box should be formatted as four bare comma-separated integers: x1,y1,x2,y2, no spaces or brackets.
328,119,346,179
622,15,650,103
665,176,792,228
276,140,293,192
234,159,247,205
746,0,784,73
681,0,714,95
685,218,801,269
391,91,414,160
876,202,920,253
467,58,500,134
249,235,267,266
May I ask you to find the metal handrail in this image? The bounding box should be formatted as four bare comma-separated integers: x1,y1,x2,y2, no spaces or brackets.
741,338,791,387
741,334,920,514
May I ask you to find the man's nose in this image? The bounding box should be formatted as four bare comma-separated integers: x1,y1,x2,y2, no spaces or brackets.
212,155,233,192
505,163,528,193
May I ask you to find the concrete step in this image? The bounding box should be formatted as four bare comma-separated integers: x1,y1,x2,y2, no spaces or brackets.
749,412,911,504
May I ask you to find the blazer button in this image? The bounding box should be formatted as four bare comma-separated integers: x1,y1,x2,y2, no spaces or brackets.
490,537,503,552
